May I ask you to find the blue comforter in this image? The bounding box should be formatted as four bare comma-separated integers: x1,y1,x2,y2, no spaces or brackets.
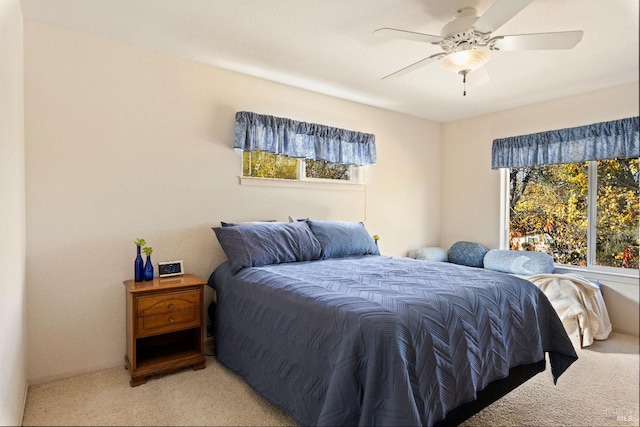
210,256,577,426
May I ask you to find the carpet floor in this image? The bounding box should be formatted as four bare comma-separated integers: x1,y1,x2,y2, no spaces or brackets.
23,332,639,426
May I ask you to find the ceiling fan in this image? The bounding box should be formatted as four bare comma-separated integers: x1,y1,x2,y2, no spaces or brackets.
375,0,583,95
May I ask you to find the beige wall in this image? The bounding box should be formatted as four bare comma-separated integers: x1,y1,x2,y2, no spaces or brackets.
440,82,640,336
0,0,27,424
24,20,441,384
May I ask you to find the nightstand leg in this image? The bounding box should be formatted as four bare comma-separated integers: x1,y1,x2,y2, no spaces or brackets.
130,375,147,387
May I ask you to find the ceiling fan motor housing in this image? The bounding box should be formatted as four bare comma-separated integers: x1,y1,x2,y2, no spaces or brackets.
439,8,492,52
441,8,480,39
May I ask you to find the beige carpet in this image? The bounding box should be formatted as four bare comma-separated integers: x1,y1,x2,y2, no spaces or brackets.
23,332,639,426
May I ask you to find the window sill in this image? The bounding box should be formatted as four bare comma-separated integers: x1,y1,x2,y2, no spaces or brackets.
552,264,639,286
239,176,365,191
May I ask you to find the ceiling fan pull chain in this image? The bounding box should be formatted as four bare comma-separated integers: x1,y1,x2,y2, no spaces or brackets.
462,69,468,96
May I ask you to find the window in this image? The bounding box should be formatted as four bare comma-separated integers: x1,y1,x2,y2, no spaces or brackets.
508,157,639,270
243,150,356,182
234,111,375,186
494,116,639,273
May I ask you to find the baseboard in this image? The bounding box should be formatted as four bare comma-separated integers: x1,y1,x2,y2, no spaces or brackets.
28,359,124,386
612,326,640,338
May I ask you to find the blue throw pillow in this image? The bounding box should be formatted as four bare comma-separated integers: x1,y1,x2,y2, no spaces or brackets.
213,221,322,273
483,249,555,275
306,220,380,259
448,241,488,268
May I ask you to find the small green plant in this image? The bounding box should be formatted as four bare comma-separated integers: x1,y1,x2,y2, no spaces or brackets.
142,246,153,256
134,238,146,247
372,235,380,242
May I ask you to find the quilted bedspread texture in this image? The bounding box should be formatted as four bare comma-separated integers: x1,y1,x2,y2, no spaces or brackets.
210,256,577,426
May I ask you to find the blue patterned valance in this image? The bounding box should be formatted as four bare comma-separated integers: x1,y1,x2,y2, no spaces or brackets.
491,116,639,169
234,111,377,166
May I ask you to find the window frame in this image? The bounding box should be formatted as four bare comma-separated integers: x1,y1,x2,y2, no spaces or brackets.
238,150,366,190
500,161,639,278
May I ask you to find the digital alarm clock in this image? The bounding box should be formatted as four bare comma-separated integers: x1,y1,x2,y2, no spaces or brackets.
158,260,184,277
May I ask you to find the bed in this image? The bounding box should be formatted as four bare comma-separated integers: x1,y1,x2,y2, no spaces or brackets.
209,220,578,426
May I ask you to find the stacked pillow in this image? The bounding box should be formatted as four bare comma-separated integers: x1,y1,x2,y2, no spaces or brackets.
213,219,379,273
306,220,379,259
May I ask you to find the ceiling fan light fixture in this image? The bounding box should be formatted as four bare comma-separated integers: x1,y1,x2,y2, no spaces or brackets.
440,48,491,73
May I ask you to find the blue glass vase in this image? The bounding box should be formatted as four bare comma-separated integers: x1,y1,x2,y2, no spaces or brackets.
144,255,154,281
134,246,144,282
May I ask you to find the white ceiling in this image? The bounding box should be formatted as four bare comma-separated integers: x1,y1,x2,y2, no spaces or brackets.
20,0,639,122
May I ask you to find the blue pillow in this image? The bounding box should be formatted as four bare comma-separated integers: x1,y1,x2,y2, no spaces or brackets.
213,221,322,273
220,220,277,227
483,249,555,275
408,247,448,262
306,220,379,259
448,241,488,268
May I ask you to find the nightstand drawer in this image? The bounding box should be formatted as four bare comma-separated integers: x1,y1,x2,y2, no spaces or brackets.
137,290,200,315
136,290,200,336
138,309,199,335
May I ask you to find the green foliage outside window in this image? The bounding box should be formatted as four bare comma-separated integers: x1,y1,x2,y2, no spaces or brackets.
596,158,640,268
243,150,297,179
243,150,352,181
305,159,350,180
509,158,639,269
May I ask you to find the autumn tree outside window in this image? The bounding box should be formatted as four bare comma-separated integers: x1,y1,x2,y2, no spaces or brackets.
508,159,639,269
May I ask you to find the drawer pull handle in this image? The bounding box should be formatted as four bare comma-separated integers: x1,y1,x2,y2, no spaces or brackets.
168,304,174,309
168,317,174,323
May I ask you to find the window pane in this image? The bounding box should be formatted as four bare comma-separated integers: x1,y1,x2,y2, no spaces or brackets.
305,159,351,180
595,158,639,269
242,150,297,180
509,163,589,266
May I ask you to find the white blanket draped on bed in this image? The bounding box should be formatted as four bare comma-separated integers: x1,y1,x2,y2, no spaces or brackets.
526,273,612,346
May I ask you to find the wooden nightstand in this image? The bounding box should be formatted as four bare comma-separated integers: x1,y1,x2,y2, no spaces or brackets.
123,274,206,386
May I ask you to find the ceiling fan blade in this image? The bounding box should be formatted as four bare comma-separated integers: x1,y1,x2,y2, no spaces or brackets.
489,30,584,50
373,27,442,44
381,52,446,80
473,0,533,33
466,66,490,87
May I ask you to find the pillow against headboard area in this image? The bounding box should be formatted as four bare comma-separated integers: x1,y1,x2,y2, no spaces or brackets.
213,221,322,273
306,220,380,259
220,220,277,227
288,216,309,223
483,249,555,275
